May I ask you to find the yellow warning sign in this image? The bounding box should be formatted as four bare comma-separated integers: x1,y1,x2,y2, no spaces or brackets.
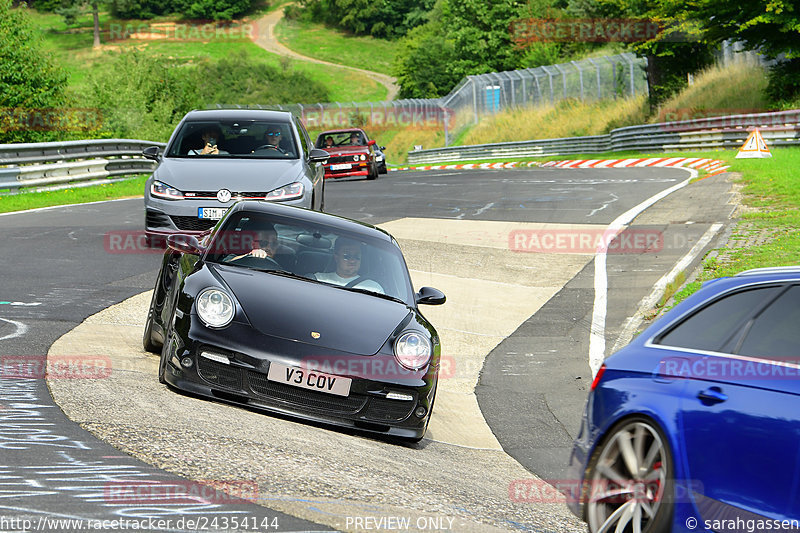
736,128,772,159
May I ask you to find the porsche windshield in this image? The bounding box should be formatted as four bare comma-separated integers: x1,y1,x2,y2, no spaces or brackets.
204,212,414,304
166,120,299,159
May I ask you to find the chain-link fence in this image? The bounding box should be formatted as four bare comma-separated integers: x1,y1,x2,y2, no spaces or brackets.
211,52,648,146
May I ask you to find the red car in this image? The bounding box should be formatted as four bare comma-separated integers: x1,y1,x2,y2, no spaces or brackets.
315,129,381,180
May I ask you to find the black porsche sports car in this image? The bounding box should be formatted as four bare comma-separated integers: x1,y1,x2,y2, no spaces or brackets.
143,201,445,441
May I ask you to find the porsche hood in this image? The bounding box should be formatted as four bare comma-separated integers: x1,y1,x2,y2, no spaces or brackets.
210,264,411,356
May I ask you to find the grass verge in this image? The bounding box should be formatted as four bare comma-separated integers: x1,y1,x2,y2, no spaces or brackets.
671,147,800,304
275,18,396,76
28,8,386,103
0,176,147,214
461,96,649,146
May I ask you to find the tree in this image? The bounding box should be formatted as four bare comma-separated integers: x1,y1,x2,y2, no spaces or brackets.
293,0,436,39
666,0,799,60
393,21,461,98
664,0,800,102
583,0,716,106
0,0,68,142
393,0,530,97
57,0,102,48
169,0,254,21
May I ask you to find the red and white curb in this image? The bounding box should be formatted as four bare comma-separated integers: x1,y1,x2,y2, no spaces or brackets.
390,157,730,177
389,162,521,172
542,157,729,177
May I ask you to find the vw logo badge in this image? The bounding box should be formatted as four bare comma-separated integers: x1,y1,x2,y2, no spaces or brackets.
216,189,232,203
311,331,321,339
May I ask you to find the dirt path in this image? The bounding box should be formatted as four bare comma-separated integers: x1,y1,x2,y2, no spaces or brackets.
251,9,400,101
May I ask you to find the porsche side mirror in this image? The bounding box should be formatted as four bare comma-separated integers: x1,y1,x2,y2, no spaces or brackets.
415,286,446,306
380,146,386,150
309,148,329,163
142,145,161,161
367,139,376,146
167,234,204,256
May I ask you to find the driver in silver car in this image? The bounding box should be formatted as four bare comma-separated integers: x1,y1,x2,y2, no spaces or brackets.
254,126,284,152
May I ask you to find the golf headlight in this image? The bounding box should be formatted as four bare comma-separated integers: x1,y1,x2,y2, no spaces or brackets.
196,288,234,328
265,182,304,201
393,331,432,370
150,180,184,200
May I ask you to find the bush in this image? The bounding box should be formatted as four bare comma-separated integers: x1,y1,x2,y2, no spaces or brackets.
293,0,434,39
0,0,69,143
171,0,253,21
111,0,171,19
85,49,330,141
111,0,254,20
198,49,330,105
766,59,800,106
87,49,202,141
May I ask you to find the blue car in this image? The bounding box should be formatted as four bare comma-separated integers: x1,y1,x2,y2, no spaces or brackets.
568,266,800,532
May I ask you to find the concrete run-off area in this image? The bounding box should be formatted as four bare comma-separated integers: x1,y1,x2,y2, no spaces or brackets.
47,218,595,532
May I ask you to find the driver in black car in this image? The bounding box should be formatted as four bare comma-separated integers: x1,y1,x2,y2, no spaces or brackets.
229,224,279,262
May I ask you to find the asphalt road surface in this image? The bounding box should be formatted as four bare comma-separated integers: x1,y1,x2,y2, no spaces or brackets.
0,166,735,531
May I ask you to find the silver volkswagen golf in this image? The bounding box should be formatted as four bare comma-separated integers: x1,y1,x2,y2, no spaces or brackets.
143,109,328,245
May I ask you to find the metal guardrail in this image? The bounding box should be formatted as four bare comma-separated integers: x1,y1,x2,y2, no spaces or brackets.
408,110,800,164
0,139,165,192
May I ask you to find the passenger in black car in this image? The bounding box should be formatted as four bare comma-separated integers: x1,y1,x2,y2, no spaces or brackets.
313,237,383,294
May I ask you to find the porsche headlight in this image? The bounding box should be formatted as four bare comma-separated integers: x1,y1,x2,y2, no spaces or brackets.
393,331,432,370
196,288,234,328
265,182,304,201
359,154,366,161
150,180,184,200
352,155,359,162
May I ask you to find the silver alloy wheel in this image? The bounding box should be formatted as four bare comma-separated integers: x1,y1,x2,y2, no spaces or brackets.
587,420,669,533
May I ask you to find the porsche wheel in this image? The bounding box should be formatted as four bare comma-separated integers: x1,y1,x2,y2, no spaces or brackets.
142,306,161,354
158,309,174,385
584,417,673,533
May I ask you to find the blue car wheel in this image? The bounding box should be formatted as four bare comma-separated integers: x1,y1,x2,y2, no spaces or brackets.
584,417,674,533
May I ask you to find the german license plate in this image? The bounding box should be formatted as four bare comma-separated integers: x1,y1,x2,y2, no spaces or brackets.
330,163,351,171
267,362,351,397
198,207,227,220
